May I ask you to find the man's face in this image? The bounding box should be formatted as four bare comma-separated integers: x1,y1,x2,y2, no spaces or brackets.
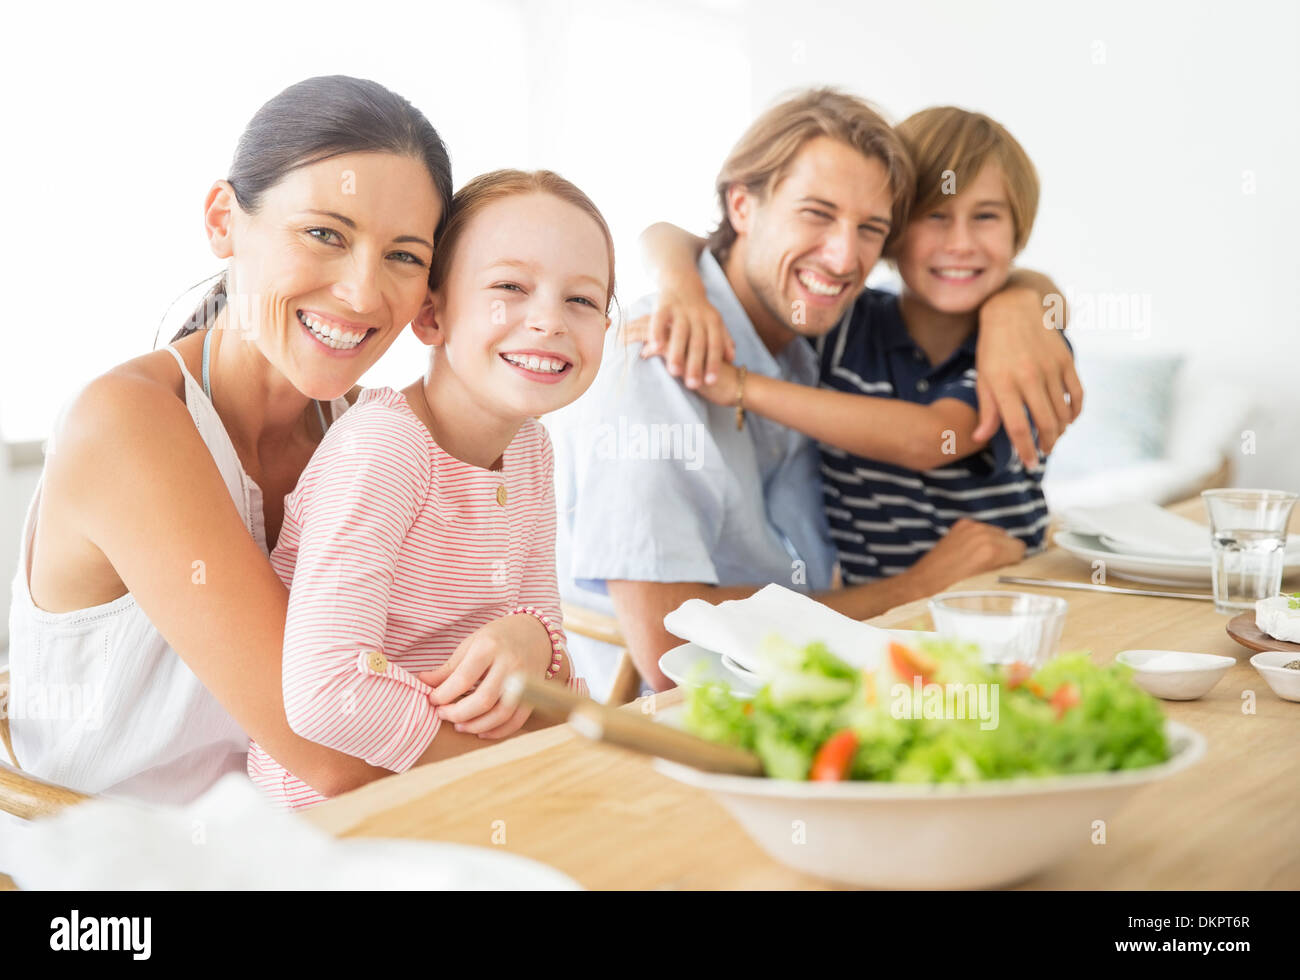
730,136,894,340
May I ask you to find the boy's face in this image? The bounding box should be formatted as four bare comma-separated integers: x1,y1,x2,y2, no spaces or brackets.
729,136,894,339
896,162,1017,315
420,192,610,420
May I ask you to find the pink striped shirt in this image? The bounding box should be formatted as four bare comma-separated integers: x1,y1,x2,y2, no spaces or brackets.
247,386,586,810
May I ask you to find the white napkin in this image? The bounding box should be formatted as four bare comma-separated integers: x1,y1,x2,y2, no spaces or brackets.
0,773,578,890
662,583,893,673
1063,503,1298,560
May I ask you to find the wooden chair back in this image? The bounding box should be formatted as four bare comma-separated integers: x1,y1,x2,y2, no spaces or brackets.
560,603,643,705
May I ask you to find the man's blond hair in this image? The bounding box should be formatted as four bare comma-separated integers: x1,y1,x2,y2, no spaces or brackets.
707,87,915,259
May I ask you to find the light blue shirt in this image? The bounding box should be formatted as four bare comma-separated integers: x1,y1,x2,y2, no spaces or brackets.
549,250,836,699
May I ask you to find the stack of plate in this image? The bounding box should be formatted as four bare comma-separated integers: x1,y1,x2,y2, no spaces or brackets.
1055,503,1300,587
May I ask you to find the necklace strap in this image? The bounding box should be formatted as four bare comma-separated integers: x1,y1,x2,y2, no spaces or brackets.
201,327,214,401
202,327,330,435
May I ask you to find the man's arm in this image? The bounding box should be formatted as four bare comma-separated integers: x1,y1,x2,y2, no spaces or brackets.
973,269,1082,466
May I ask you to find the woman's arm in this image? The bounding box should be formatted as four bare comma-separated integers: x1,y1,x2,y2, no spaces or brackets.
49,372,394,798
694,363,986,471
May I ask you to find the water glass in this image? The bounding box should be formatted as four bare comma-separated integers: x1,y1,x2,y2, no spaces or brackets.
1201,489,1297,614
928,591,1068,668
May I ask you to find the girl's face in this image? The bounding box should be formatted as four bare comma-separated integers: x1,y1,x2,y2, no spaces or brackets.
896,162,1016,315
420,192,611,420
209,151,442,399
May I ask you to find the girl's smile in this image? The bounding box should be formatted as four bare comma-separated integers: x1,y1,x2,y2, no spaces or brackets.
498,348,575,382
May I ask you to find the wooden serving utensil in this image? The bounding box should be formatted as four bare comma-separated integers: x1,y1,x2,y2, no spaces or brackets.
503,672,763,777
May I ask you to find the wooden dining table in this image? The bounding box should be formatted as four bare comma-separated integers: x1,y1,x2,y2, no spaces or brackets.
296,497,1300,890
2,497,1294,892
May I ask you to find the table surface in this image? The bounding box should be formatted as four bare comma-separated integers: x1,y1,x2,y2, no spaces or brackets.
4,498,1295,892
297,498,1300,889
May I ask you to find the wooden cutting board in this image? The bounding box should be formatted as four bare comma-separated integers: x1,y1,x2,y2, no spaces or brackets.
1226,611,1300,655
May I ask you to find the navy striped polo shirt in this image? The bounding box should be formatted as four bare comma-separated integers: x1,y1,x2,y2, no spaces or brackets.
810,288,1050,585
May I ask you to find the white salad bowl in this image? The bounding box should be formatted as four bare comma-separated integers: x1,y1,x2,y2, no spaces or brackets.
1114,650,1235,700
651,707,1205,889
1248,651,1300,702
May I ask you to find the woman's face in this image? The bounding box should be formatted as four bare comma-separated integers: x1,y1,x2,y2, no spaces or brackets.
422,192,610,420
211,151,442,399
896,162,1016,315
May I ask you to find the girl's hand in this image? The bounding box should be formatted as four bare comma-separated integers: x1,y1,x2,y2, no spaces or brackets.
417,614,553,739
625,286,735,390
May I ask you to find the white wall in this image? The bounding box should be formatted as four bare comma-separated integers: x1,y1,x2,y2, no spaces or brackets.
3,0,1297,492
729,0,1300,490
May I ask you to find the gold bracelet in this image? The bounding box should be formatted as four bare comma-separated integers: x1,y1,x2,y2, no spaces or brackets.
734,365,747,431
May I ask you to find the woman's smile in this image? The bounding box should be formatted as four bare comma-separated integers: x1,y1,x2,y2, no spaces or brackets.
295,308,379,353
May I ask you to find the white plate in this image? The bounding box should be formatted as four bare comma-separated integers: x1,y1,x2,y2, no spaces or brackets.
329,840,582,890
659,641,760,698
721,653,760,684
1098,533,1300,562
1055,531,1300,587
661,630,940,700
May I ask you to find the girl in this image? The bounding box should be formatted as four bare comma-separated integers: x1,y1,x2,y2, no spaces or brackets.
634,108,1057,584
247,170,613,809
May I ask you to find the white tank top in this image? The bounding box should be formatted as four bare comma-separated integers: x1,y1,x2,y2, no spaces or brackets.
5,341,350,805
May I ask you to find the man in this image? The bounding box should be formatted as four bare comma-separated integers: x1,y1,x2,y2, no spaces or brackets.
551,88,1077,699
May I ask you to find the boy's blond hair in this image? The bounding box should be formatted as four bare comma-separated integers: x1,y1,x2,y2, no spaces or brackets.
707,87,915,258
895,107,1039,255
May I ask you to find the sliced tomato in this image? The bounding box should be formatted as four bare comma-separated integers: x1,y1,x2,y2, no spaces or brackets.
1004,661,1034,690
1050,681,1081,719
809,729,858,782
889,642,938,686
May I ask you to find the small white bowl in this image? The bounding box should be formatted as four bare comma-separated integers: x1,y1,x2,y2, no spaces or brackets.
1249,651,1300,702
1115,650,1235,700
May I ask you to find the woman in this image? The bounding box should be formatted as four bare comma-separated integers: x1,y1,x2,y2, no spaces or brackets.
6,75,512,804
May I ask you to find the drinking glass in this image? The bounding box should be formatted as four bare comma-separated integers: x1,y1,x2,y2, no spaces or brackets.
928,591,1067,668
1201,489,1297,614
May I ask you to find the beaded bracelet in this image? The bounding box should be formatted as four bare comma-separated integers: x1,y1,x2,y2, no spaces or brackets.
511,605,567,680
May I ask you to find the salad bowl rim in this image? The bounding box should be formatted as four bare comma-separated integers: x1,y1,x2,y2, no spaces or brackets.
651,714,1205,801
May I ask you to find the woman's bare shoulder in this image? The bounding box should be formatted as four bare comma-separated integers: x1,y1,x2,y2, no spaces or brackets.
50,339,201,464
